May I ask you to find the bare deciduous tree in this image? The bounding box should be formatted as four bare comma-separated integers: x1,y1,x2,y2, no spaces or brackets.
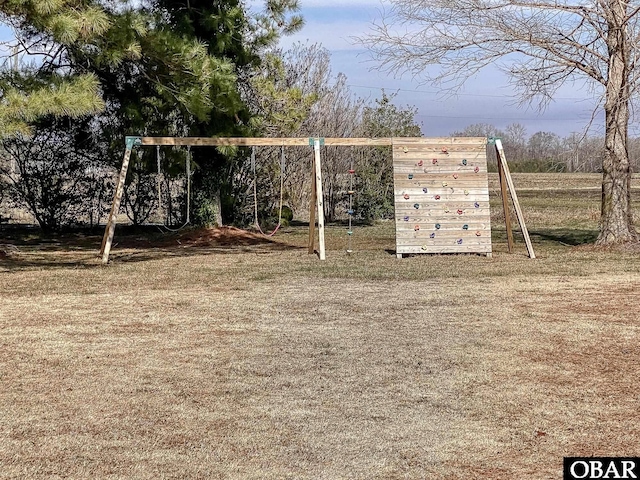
363,0,640,244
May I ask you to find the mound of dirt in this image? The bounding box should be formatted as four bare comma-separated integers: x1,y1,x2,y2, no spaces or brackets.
172,226,283,248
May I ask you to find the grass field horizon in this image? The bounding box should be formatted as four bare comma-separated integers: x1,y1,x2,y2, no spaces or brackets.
1,173,639,479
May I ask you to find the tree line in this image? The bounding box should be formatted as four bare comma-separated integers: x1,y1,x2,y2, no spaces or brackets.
451,123,640,174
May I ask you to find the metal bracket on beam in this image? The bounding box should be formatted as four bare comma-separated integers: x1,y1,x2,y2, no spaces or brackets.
125,136,142,150
487,136,502,145
309,137,325,146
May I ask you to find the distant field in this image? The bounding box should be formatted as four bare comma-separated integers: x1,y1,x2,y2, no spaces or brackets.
491,172,640,191
1,173,640,479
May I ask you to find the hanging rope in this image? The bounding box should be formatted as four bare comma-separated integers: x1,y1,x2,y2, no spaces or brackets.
252,145,284,236
156,145,162,211
162,145,191,232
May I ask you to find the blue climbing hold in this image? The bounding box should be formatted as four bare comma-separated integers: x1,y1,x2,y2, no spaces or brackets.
430,233,435,239
422,187,428,193
457,239,463,245
414,203,420,209
474,202,480,208
435,223,441,230
408,174,414,179
463,224,469,230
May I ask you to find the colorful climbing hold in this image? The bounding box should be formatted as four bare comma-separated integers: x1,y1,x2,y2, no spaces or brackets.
432,158,438,164
457,209,464,215
403,146,409,153
408,174,413,180
347,230,353,235
457,239,463,245
417,160,424,167
434,195,441,200
464,190,470,195
453,173,459,179
348,190,355,195
463,224,469,230
422,243,430,249
349,169,356,174
403,193,410,200
475,231,482,237
441,147,449,154
422,187,428,193
414,225,420,231
474,202,480,208
414,203,420,209
403,216,409,222
444,207,450,213
429,233,435,240
435,223,441,229
462,159,468,166
442,181,448,187
474,166,480,173
348,209,354,215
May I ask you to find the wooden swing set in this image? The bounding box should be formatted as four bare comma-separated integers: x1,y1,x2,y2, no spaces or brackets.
99,136,534,264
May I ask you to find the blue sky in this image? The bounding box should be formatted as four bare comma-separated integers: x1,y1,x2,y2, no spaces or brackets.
271,0,607,139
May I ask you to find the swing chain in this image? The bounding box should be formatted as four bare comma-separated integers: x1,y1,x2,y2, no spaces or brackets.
347,157,355,254
252,145,285,237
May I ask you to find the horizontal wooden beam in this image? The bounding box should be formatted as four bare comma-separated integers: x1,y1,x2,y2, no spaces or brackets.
131,136,489,148
392,137,487,145
323,138,393,146
135,137,398,147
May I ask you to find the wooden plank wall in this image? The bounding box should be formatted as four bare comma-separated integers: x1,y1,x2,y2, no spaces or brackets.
393,137,492,255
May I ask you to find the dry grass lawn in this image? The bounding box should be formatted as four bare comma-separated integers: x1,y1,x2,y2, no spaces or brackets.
1,173,640,479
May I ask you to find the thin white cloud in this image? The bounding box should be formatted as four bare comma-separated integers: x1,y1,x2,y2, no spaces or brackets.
298,0,387,5
280,19,369,51
246,0,386,7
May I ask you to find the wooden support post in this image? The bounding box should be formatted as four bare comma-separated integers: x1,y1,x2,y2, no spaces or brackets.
100,144,134,263
308,154,317,255
313,138,326,260
496,145,515,253
494,139,536,259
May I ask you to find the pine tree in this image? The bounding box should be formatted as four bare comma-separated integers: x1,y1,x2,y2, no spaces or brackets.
0,0,143,136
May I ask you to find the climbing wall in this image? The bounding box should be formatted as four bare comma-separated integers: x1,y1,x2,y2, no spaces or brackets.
393,137,492,256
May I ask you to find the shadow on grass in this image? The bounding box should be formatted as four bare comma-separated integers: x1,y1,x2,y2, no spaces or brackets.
0,224,304,271
529,228,599,246
491,228,598,251
491,227,598,247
